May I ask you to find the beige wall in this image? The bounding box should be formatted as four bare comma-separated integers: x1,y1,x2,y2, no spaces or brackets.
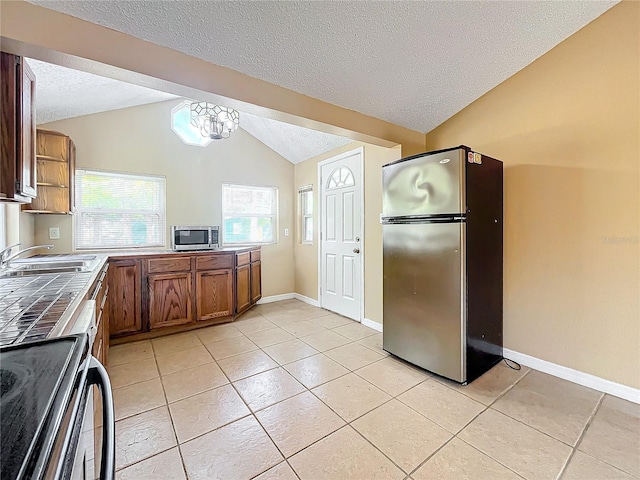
1,204,34,250
34,100,295,297
425,2,640,388
294,142,401,326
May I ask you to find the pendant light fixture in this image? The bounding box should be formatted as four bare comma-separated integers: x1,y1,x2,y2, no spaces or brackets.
189,102,240,140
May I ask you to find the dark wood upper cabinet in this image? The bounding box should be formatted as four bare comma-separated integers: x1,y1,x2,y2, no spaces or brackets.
108,259,142,336
1,52,37,203
23,129,76,214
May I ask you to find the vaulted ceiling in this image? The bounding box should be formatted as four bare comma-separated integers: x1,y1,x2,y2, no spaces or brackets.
28,59,352,164
30,0,617,133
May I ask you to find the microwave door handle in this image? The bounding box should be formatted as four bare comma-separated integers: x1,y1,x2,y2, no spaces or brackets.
87,356,115,480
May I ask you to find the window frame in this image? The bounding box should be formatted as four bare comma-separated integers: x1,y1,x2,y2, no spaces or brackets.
298,185,313,245
74,168,167,251
221,182,279,246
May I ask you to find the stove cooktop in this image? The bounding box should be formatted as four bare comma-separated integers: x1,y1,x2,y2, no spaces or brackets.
0,335,88,480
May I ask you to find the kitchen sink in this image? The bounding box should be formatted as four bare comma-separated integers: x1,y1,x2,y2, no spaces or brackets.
0,267,87,278
1,254,100,278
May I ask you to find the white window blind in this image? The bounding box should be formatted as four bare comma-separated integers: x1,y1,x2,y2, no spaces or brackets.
299,185,313,244
222,183,278,245
75,169,166,250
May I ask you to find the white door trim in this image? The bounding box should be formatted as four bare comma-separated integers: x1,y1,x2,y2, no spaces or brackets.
317,147,365,322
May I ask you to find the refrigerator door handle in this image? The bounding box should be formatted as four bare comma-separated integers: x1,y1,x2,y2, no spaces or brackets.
381,215,466,225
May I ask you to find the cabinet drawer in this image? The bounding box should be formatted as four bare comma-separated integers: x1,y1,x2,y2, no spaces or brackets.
148,256,191,273
196,254,233,271
250,250,261,262
236,252,250,267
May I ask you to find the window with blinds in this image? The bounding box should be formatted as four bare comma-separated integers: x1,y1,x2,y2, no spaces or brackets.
75,169,166,250
298,185,313,244
222,183,278,245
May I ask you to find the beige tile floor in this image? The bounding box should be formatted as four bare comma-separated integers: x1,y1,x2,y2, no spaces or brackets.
108,299,640,480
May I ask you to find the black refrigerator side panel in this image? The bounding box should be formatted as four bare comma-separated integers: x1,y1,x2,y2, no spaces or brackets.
465,154,503,383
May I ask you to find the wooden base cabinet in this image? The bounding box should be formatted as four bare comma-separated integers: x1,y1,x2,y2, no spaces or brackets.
108,259,142,336
236,248,262,315
196,270,233,321
251,260,262,304
90,263,109,366
236,264,251,315
109,249,260,343
148,272,192,329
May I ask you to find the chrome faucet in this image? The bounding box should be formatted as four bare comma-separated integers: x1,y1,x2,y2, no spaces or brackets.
1,244,54,269
0,243,20,264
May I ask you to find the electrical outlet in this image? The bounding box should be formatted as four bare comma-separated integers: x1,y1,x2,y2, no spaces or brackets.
49,227,60,240
284,228,289,237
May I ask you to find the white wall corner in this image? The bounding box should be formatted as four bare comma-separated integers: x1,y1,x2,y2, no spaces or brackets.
362,317,383,333
503,348,640,405
294,293,320,307
256,293,295,304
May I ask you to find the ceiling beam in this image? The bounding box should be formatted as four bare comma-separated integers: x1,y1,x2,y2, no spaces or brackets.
0,0,426,156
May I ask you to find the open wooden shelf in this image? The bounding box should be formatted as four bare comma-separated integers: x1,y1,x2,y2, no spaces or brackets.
37,182,68,188
36,155,66,162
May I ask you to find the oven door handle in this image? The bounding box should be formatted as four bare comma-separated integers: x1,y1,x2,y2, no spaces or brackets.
87,356,115,480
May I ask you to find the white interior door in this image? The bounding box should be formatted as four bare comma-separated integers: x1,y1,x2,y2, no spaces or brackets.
320,150,362,321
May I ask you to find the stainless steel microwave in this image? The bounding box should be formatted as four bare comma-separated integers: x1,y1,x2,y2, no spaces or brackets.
171,225,219,251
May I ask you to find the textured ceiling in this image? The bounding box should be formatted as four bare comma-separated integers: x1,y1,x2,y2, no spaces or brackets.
27,59,351,164
30,0,617,133
27,58,178,124
239,112,351,164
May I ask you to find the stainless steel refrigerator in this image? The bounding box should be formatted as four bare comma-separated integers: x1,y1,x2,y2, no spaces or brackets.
381,146,503,384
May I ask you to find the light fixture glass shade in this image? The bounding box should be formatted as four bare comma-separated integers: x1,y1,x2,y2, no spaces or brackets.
190,102,240,140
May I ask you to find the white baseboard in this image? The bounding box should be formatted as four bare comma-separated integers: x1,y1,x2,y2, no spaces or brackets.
362,317,383,332
256,293,295,304
504,348,640,404
294,294,320,307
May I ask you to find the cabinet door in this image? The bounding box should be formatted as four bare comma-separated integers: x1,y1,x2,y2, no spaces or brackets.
196,269,233,321
236,265,251,314
108,260,142,336
68,139,76,213
148,272,192,329
251,260,262,304
0,52,36,202
18,58,36,199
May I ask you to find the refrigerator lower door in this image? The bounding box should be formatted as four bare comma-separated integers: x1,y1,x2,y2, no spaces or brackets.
383,222,466,382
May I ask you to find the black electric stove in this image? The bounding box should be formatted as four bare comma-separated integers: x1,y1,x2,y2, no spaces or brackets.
0,334,95,480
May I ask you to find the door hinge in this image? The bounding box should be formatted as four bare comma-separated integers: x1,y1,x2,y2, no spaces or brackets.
15,180,21,191
15,56,20,66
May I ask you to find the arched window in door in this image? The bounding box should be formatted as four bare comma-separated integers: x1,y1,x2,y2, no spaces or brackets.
327,166,355,189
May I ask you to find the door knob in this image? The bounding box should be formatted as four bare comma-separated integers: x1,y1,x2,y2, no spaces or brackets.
353,248,360,254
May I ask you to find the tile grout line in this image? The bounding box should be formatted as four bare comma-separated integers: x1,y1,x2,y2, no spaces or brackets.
151,337,191,480
213,346,297,479
109,301,315,476
403,366,532,478
114,302,526,479
555,392,605,480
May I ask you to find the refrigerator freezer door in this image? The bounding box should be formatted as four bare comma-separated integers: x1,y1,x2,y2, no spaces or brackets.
383,222,466,382
382,149,465,218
